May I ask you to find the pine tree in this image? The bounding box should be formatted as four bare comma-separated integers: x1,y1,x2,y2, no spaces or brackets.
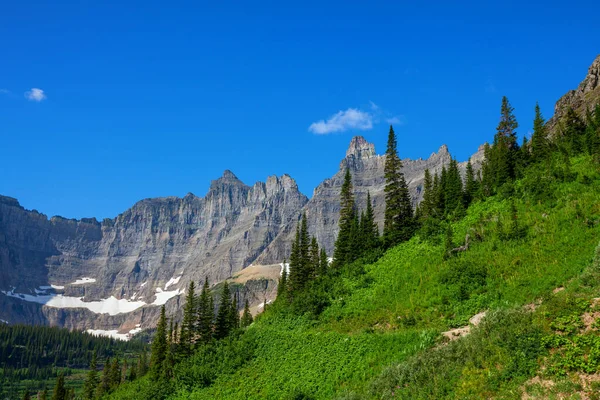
383,125,414,247
109,357,121,389
444,159,463,217
215,282,232,340
560,107,586,155
137,352,148,377
420,169,434,220
277,259,288,298
319,248,328,276
179,281,196,354
230,293,240,331
82,351,98,400
531,102,549,162
51,372,66,400
288,223,302,295
150,305,168,378
333,168,356,267
463,159,477,207
96,358,111,397
197,277,214,344
241,300,253,327
309,236,320,278
361,191,379,251
483,97,520,191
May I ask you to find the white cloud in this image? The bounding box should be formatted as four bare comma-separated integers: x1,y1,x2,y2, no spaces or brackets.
25,88,47,102
0,89,9,94
309,108,373,135
385,116,405,125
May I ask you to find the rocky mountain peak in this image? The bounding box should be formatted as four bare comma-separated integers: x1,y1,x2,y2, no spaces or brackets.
346,136,376,160
580,54,600,94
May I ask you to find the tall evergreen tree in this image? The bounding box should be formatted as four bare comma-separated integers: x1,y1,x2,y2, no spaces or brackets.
483,96,519,191
137,352,148,377
360,192,379,251
215,282,232,340
444,159,463,216
179,281,196,353
51,372,66,400
241,300,253,328
109,357,121,389
383,125,414,247
197,277,214,344
230,293,240,331
150,305,168,378
531,102,549,162
560,107,586,155
420,169,434,220
333,167,357,267
309,236,320,279
319,248,329,276
288,224,302,295
277,259,288,298
463,159,478,207
82,351,98,400
96,358,111,397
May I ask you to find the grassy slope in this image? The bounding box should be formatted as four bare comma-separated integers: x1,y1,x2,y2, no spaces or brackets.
111,156,600,399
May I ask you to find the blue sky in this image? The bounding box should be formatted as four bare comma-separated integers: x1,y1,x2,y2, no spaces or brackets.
1,1,598,219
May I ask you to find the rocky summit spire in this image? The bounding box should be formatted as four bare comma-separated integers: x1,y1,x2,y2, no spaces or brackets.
346,136,376,160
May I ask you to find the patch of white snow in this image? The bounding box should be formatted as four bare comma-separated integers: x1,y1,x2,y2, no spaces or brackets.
164,276,182,290
71,277,96,285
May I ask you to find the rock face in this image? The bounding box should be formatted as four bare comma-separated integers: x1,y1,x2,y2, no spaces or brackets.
0,173,308,334
548,54,600,131
255,137,483,264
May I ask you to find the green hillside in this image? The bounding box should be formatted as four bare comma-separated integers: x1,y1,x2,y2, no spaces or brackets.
105,147,600,400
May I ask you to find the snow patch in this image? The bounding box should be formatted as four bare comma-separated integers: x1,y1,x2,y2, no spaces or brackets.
71,277,96,285
0,319,8,324
153,287,184,305
34,288,47,294
280,262,290,276
1,289,147,316
140,281,147,287
87,329,130,341
39,284,65,290
164,276,182,290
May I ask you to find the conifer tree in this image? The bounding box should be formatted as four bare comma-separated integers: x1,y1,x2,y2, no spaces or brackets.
215,282,232,340
531,102,549,162
288,224,302,295
483,97,519,191
444,159,463,216
109,357,121,389
383,125,414,247
333,168,356,267
319,248,328,276
241,299,253,327
463,159,478,207
560,107,586,155
96,358,111,397
51,372,66,400
150,305,168,378
82,350,98,400
137,352,148,377
230,293,240,331
179,281,196,353
277,258,288,298
197,277,214,344
309,237,320,278
420,169,434,220
361,191,379,251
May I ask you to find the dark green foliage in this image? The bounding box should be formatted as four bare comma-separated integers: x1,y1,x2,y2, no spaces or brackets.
482,96,520,193
383,125,414,247
463,159,478,207
360,192,380,252
230,294,240,331
150,306,168,378
333,168,357,267
559,107,586,155
82,351,98,400
309,236,320,278
241,300,253,328
289,214,313,295
22,390,30,400
319,249,329,276
179,281,196,355
215,282,233,340
443,224,454,260
197,277,214,344
531,102,549,162
51,372,66,400
440,261,488,302
444,159,464,218
109,357,121,389
137,352,148,378
277,259,288,299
